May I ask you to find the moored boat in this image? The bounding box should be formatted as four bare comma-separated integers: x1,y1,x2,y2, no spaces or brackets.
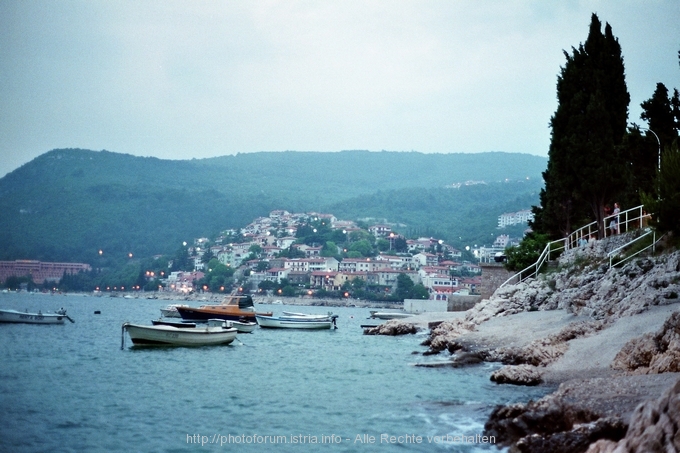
176,294,272,322
227,319,258,333
160,304,189,318
0,308,74,324
122,319,237,347
256,313,338,329
369,310,414,320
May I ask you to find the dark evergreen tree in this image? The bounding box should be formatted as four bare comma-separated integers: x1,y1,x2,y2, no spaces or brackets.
641,143,680,236
535,14,630,239
625,82,679,206
672,87,680,129
641,83,679,152
620,126,657,207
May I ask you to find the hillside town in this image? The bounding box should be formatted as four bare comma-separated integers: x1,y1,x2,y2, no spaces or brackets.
0,209,533,300
162,209,531,300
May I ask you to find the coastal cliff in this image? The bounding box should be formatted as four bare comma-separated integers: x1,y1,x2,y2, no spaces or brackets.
380,234,680,452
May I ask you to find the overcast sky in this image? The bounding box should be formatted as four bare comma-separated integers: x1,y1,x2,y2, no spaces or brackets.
1,1,678,177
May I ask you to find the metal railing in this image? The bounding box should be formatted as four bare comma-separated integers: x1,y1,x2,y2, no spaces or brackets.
500,204,652,288
608,230,662,268
500,238,566,288
603,205,649,238
565,219,599,250
565,204,647,248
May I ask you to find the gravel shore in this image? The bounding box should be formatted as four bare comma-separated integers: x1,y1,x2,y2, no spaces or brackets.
376,302,680,426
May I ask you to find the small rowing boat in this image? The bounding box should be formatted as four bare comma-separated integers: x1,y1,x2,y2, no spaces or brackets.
122,319,237,347
369,310,414,320
0,308,74,324
256,313,338,329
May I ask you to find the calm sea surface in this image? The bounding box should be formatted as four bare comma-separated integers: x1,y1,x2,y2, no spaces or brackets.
0,293,550,452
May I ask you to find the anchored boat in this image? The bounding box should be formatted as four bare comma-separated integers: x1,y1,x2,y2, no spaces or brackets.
0,308,74,324
369,310,414,320
159,303,189,318
176,294,272,322
122,319,237,347
256,312,338,329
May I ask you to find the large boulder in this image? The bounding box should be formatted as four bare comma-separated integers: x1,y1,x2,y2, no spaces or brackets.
490,364,543,386
612,311,680,374
586,379,680,453
484,393,624,453
363,320,417,336
422,318,476,353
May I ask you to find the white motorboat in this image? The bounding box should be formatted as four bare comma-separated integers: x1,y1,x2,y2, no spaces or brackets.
256,313,338,329
122,319,237,347
369,310,414,320
226,319,258,333
160,304,189,318
0,308,74,324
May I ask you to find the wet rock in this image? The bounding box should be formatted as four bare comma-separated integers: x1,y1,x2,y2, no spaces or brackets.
585,379,680,453
363,320,417,336
515,418,627,453
450,351,485,367
490,364,543,386
423,319,476,353
485,393,625,453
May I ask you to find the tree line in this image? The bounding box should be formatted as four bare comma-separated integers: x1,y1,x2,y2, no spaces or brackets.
508,14,680,271
536,14,680,237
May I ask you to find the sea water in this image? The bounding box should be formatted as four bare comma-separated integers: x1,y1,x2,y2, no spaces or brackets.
0,293,551,452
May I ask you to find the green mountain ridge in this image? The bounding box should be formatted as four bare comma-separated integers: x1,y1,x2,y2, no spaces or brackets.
0,148,546,264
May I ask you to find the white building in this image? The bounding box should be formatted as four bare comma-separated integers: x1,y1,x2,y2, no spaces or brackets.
498,209,534,228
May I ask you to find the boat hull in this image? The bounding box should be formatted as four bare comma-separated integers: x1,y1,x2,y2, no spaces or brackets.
369,311,414,320
123,322,237,346
0,309,67,324
176,306,271,322
255,315,335,329
160,309,180,318
227,320,258,333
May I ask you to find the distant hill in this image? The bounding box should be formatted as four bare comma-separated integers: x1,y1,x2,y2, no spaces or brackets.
0,148,546,264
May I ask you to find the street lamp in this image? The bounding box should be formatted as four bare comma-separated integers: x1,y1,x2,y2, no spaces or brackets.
638,126,661,171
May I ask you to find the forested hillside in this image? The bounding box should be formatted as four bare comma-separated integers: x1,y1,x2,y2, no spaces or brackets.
0,148,545,265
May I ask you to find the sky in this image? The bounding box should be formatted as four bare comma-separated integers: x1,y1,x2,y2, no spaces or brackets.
0,1,678,178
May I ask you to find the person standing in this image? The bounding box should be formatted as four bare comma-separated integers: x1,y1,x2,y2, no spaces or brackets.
610,202,621,235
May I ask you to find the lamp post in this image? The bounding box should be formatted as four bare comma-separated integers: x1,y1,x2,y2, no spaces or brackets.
638,126,661,171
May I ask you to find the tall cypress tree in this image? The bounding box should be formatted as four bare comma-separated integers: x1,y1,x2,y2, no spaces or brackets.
641,83,678,152
534,14,630,239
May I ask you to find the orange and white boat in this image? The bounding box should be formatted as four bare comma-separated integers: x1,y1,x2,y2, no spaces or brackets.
175,294,272,322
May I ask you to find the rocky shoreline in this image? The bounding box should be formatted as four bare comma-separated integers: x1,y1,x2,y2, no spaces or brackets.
368,234,680,452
